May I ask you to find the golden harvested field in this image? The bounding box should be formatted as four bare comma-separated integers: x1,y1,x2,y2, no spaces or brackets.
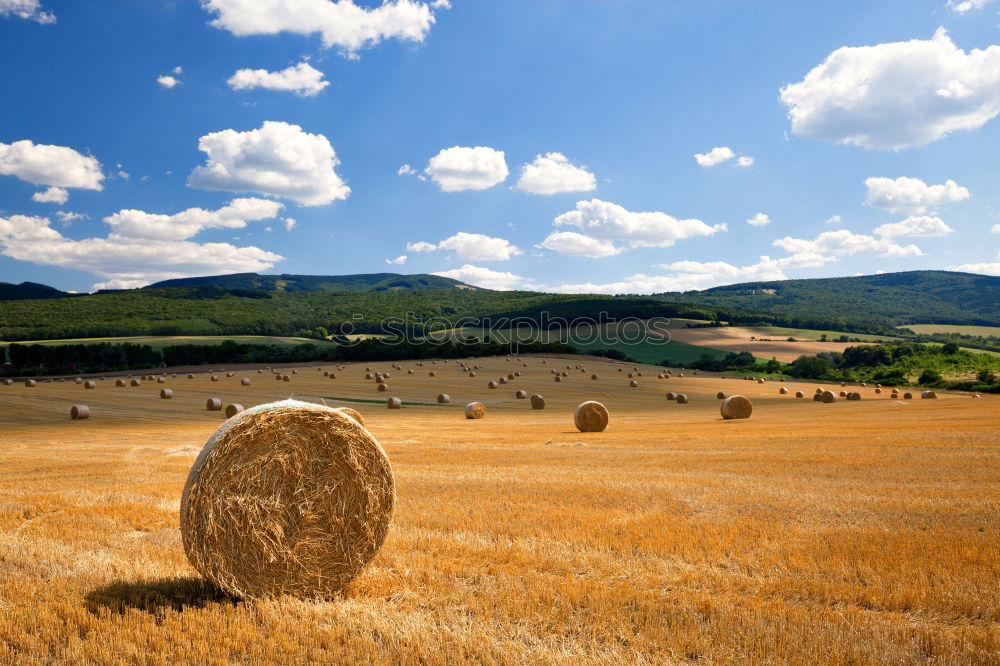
662,326,876,362
1,357,998,664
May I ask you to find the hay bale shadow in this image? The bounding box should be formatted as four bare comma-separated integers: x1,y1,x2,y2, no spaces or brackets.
85,576,237,619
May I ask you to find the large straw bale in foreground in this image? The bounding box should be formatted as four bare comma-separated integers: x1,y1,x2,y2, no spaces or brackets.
180,400,394,600
720,395,753,419
574,401,609,432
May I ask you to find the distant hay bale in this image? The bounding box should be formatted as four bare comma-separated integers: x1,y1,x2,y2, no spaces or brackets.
841,382,847,387
561,371,568,377
292,370,298,375
592,374,599,380
813,393,822,402
335,407,365,426
365,373,374,380
666,391,677,400
74,377,83,384
377,383,389,392
282,375,291,383
530,394,546,410
860,382,867,387
157,376,166,384
468,372,476,377
276,374,283,381
187,374,195,379
676,394,689,404
180,400,393,599
499,377,508,385
70,405,90,420
211,375,219,382
2,379,12,386
779,387,788,394
903,392,913,400
973,394,981,398
921,390,938,399
407,369,414,374
720,395,753,419
226,371,234,378
821,390,838,403
815,387,824,394
429,371,436,377
130,379,141,387
678,373,684,377
24,379,37,387
258,370,263,374
160,389,173,399
437,393,451,404
629,380,638,387
574,401,609,432
847,392,861,401
84,380,96,389
241,378,251,386
329,374,336,380
658,374,665,379
554,375,562,383
115,379,126,387
875,388,882,394
465,402,486,419
488,381,498,389
717,391,727,399
386,397,402,409
839,391,847,397
795,391,804,398
515,389,528,399
206,398,223,411
757,378,765,384
627,373,635,378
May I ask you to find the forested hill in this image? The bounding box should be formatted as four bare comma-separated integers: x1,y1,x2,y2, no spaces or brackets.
656,271,1000,328
0,281,68,301
144,272,477,292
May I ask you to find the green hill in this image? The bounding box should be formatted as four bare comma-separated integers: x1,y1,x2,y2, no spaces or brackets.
656,271,1000,329
0,281,68,301
144,272,477,293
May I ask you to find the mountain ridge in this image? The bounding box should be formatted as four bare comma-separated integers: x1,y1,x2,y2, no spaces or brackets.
144,272,479,293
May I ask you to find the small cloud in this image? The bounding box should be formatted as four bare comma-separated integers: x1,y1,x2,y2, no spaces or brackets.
746,212,770,227
398,163,416,176
157,75,181,89
117,170,130,180
735,156,755,167
284,217,296,231
55,210,87,224
139,175,151,182
693,146,734,168
0,0,55,23
31,186,69,204
172,65,183,75
825,215,842,224
385,255,407,265
991,223,1000,233
431,0,452,8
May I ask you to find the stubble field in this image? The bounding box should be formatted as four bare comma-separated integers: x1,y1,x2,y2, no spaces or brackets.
1,356,997,664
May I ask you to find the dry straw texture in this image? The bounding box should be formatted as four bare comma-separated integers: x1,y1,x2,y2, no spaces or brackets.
720,395,753,420
574,401,609,432
180,400,394,600
465,402,486,419
334,407,365,427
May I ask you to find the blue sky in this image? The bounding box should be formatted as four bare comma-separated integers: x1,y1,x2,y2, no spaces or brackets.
1,0,999,293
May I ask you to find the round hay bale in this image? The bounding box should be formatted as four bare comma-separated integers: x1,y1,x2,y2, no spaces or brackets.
515,389,528,399
386,397,402,410
515,371,521,377
507,373,515,380
282,375,291,383
591,374,599,380
921,390,938,399
627,373,635,379
241,378,251,386
574,401,609,432
226,371,234,378
499,377,508,385
815,387,824,394
488,381,498,389
666,391,677,400
275,374,284,381
465,402,486,419
160,389,173,399
875,387,882,394
2,379,12,386
657,374,665,379
84,380,96,389
841,382,847,387
258,370,263,374
813,393,823,402
973,394,981,398
717,391,727,399
468,372,476,377
365,373,374,380
429,371,436,377
70,405,90,420
676,394,689,404
629,380,639,387
903,392,913,400
206,398,223,411
779,387,788,395
530,394,546,410
561,371,568,377
292,370,298,375
678,373,684,377
407,369,414,375
211,375,219,382
26,379,38,387
188,374,195,379
157,376,166,383
839,390,847,397
377,383,389,392
437,393,451,404
861,382,867,387
720,395,753,419
554,375,562,383
821,390,838,403
847,392,861,401
757,378,765,384
180,400,393,599
795,391,804,398
74,377,83,384
335,407,365,426
130,379,141,387
115,379,126,387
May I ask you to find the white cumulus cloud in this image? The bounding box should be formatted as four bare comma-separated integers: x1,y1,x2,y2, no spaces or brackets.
779,28,1000,150
0,140,103,190
514,152,596,195
227,61,329,97
31,186,68,204
201,0,438,57
536,231,620,258
406,232,520,261
188,121,349,206
991,224,1000,233
432,264,532,290
874,215,955,238
0,213,282,291
424,146,508,192
385,254,407,265
947,0,999,13
735,156,754,168
157,75,181,88
548,198,725,255
693,146,735,167
864,176,970,214
773,229,923,261
0,0,55,23
103,198,283,241
747,212,770,227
